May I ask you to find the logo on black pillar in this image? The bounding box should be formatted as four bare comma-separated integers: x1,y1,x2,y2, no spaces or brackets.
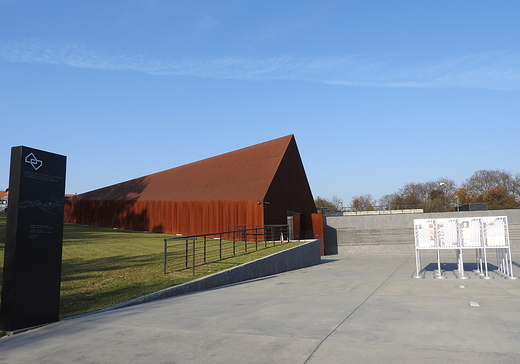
25,153,43,170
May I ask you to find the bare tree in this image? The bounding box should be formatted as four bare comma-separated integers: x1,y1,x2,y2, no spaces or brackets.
337,170,520,214
462,170,520,199
392,178,456,211
378,193,398,210
330,195,343,211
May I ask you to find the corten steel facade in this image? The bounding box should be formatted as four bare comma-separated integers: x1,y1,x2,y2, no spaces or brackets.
64,135,322,243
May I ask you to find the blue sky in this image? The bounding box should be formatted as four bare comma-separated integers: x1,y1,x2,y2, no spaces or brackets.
1,0,519,206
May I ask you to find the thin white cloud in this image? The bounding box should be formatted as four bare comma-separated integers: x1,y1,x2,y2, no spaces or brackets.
1,40,519,90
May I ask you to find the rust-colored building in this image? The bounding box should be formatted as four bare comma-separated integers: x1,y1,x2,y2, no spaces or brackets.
64,135,322,249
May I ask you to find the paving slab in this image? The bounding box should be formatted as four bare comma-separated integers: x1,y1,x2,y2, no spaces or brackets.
1,253,519,363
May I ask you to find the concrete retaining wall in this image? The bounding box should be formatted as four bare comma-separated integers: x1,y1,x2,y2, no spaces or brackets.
324,209,520,255
92,239,321,313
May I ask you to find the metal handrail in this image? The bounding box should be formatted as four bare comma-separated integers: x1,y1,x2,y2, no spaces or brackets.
164,225,290,275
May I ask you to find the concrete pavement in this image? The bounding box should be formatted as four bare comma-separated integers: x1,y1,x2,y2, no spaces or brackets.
1,253,520,363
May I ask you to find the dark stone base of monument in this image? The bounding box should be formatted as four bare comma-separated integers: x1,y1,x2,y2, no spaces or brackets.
0,146,66,333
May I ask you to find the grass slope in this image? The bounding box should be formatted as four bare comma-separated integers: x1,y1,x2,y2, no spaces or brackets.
0,214,304,318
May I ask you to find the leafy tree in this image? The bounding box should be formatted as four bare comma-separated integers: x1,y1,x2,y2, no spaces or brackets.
455,188,472,206
474,186,519,210
314,196,340,213
351,194,375,211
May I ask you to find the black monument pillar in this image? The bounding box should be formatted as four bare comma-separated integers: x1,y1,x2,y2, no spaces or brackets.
0,146,66,333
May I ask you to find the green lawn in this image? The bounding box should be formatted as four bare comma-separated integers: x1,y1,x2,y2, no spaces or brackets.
0,214,304,318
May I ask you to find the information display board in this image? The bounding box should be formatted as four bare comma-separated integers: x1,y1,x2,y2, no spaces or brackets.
483,217,507,247
436,218,459,248
459,217,482,248
414,216,509,249
414,220,436,249
412,216,515,279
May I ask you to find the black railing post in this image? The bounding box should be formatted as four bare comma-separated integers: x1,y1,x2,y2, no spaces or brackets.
185,239,189,269
192,238,195,276
204,236,207,264
164,239,167,274
244,228,247,254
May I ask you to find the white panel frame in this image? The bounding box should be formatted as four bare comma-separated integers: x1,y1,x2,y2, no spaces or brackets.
413,216,515,279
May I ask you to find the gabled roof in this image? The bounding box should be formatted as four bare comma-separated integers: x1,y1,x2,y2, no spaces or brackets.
74,135,301,202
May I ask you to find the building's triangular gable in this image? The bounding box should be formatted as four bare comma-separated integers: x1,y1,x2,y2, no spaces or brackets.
263,137,317,220
74,135,295,202
267,137,316,208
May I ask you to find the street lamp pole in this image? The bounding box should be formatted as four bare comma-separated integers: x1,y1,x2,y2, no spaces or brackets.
440,182,447,211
